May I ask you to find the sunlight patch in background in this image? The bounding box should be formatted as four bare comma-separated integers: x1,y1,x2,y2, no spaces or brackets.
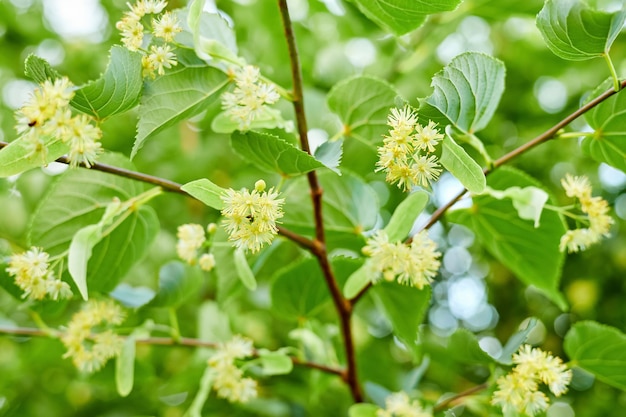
43,0,108,42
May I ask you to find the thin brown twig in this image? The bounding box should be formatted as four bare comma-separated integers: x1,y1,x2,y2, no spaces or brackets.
349,78,626,306
277,0,362,402
433,382,490,412
0,326,344,376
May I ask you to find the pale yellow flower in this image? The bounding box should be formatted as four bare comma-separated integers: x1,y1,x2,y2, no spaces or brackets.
198,253,216,272
208,335,258,403
176,223,206,263
221,181,284,253
377,392,432,417
152,11,181,42
6,247,72,301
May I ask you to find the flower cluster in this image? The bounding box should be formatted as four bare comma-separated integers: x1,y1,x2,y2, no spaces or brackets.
221,180,284,253
61,299,126,373
362,230,441,289
492,345,572,416
116,0,181,78
221,65,281,130
208,335,258,403
377,392,432,417
14,77,103,167
559,174,613,253
376,106,444,191
6,247,72,301
175,223,216,271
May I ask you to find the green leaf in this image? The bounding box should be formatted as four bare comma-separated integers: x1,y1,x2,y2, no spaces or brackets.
384,191,429,242
24,54,62,83
149,261,203,308
0,258,23,300
271,259,329,320
29,154,159,294
370,283,431,359
314,139,343,175
282,170,379,238
536,0,626,61
68,224,101,300
447,328,495,365
426,52,506,133
0,135,69,178
352,0,463,35
230,131,325,177
71,46,143,120
257,349,294,376
115,336,136,397
185,6,241,64
133,65,228,158
181,178,227,210
343,263,374,299
234,248,257,290
447,167,567,309
327,75,399,144
441,132,486,194
583,79,626,172
564,321,626,390
498,318,539,365
484,185,549,228
348,403,379,417
211,107,290,134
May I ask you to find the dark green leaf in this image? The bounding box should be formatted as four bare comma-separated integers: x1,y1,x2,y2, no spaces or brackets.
271,259,328,320
448,328,495,365
447,167,567,309
71,46,143,120
426,52,505,133
150,261,203,308
565,321,626,391
352,0,462,35
537,0,626,61
133,66,228,158
327,75,399,144
230,131,325,176
370,283,431,359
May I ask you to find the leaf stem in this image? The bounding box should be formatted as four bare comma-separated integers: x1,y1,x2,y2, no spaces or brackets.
433,382,489,412
277,0,362,402
0,326,344,376
604,52,621,91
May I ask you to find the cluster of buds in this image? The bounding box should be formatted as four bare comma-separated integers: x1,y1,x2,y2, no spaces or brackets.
176,223,216,272
559,174,613,253
208,335,258,403
362,230,441,289
61,299,126,373
376,106,444,191
15,77,102,167
116,0,182,78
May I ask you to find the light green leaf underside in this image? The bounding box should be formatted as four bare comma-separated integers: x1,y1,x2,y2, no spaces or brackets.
230,131,325,176
447,167,567,309
370,283,431,359
536,0,626,61
426,52,505,133
327,75,399,143
24,54,62,83
314,139,343,175
343,263,374,299
234,248,257,290
384,191,429,242
149,261,203,308
71,46,143,120
349,403,379,417
0,136,69,178
133,65,228,158
116,336,136,397
565,321,626,390
352,0,463,35
583,78,626,172
282,170,379,238
181,178,226,210
257,350,293,376
440,133,486,194
68,224,101,300
498,318,539,364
